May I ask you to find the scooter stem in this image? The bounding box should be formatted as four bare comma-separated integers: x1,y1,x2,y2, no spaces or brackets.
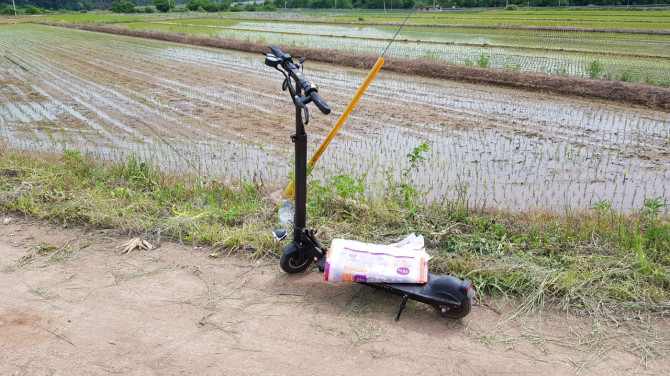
293,84,307,242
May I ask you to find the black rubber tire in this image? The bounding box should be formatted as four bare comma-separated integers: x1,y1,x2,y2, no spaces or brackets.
279,252,312,274
432,299,471,319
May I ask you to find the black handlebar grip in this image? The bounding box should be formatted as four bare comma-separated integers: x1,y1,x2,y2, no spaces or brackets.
270,45,284,59
310,92,331,115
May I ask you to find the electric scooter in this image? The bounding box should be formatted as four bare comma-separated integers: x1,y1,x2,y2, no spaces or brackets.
265,46,475,321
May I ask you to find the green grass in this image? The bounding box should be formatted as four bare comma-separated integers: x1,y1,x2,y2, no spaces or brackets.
1,147,668,320
325,8,670,29
38,14,151,24
125,21,227,37
330,15,670,30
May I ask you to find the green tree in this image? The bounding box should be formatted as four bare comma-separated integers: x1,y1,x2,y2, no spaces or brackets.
109,0,135,12
24,4,42,12
0,4,15,14
153,0,171,11
203,1,217,10
262,0,277,9
186,0,208,10
218,0,231,10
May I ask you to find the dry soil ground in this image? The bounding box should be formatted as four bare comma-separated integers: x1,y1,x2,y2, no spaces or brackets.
1,219,669,375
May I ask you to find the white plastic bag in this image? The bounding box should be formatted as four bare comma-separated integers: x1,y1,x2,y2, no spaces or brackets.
324,234,430,283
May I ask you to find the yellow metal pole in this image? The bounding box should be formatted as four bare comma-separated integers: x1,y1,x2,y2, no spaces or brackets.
284,56,385,199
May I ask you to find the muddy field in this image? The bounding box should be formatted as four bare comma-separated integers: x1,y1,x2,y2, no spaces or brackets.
45,21,670,109
2,219,669,375
1,24,669,211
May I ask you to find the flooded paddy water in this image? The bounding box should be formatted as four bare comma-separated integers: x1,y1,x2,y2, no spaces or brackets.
1,24,668,212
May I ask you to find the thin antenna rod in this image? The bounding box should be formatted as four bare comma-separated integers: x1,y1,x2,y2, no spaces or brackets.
381,4,416,58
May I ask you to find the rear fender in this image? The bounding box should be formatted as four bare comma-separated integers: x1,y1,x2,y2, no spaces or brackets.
427,275,474,302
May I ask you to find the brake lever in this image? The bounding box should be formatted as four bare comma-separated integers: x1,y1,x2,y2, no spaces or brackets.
295,95,309,125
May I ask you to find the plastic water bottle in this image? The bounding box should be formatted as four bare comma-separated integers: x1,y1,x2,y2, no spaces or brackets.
278,199,295,229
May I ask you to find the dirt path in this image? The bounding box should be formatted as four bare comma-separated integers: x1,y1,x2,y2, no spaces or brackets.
1,219,668,375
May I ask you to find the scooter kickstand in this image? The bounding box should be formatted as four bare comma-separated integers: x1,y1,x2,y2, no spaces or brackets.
394,295,410,322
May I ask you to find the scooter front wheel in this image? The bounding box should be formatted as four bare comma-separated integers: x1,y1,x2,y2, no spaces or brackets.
432,298,471,319
280,252,312,273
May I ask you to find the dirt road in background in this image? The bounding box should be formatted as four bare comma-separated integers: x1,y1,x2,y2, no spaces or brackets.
1,219,668,375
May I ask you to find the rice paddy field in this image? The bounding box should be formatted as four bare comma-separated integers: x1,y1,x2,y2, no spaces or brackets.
33,8,670,84
1,21,668,212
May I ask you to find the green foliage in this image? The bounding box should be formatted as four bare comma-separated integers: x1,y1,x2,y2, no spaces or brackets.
642,197,666,220
406,142,430,176
143,5,154,12
464,58,474,66
505,63,521,72
109,0,135,12
619,70,635,82
24,4,42,13
380,142,433,218
153,0,172,12
0,5,15,14
186,0,206,10
506,3,518,9
203,2,218,11
308,172,366,218
476,54,490,68
586,60,604,79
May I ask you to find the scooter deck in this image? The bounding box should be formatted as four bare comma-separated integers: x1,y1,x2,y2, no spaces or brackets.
360,273,472,307
316,257,474,320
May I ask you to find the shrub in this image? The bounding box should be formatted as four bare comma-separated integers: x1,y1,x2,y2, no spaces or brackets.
204,2,218,11
0,5,15,14
506,3,518,9
187,0,207,11
619,70,635,82
464,58,474,66
144,6,155,12
109,0,136,13
476,54,490,68
24,5,42,14
586,60,604,79
154,0,172,12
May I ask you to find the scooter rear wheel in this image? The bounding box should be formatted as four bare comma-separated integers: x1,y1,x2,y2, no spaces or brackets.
432,298,471,319
279,252,312,274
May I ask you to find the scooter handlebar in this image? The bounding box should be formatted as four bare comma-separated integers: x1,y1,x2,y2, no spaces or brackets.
269,45,284,60
309,91,331,115
266,45,331,117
